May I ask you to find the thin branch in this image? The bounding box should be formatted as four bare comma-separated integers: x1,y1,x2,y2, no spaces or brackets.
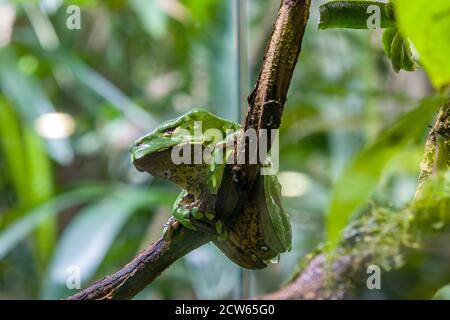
68,0,311,300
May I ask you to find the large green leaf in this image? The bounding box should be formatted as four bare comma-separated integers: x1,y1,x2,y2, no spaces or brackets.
326,97,443,246
0,99,56,265
23,126,56,265
0,99,30,208
395,0,450,89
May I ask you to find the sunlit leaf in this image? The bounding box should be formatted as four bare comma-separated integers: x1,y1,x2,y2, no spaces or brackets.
23,127,55,264
395,0,450,89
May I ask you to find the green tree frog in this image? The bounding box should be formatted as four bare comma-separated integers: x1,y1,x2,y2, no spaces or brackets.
130,108,292,269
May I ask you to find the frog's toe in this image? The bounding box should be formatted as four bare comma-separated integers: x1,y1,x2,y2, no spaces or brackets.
217,229,229,242
205,212,215,221
178,218,198,231
174,206,199,231
215,220,223,234
191,207,204,220
162,217,180,241
214,220,229,241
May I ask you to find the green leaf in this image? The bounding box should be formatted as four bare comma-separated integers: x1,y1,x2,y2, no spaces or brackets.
433,284,450,300
395,0,450,88
0,99,30,208
382,27,397,58
326,97,443,247
390,31,404,73
0,48,73,165
0,98,56,264
319,1,395,30
23,127,56,265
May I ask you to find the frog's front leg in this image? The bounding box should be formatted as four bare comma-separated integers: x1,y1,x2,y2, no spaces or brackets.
162,216,181,241
172,191,228,241
172,191,200,231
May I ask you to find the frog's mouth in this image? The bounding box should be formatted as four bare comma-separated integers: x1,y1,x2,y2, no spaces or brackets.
132,148,173,173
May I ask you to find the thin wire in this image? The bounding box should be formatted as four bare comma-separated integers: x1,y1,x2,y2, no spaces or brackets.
234,0,250,300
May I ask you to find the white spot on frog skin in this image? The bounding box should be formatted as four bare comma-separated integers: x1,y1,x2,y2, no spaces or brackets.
261,246,269,252
163,170,171,178
270,255,280,264
132,144,150,160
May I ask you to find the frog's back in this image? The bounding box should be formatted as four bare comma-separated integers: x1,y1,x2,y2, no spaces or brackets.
184,108,241,132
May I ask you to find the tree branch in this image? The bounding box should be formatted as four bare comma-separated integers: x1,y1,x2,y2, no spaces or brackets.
67,0,311,300
68,229,212,300
216,0,311,224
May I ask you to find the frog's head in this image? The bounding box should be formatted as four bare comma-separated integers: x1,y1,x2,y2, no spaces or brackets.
130,123,182,180
130,115,212,193
130,108,241,188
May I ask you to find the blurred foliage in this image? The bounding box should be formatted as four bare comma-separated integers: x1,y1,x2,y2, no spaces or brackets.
0,0,445,300
326,96,443,249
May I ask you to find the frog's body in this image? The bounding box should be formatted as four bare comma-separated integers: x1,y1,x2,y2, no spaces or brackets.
130,108,291,269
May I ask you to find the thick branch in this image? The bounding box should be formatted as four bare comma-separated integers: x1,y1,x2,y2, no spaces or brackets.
68,0,311,300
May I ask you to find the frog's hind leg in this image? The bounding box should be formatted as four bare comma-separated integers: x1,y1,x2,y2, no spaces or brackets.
190,194,229,241
173,191,228,240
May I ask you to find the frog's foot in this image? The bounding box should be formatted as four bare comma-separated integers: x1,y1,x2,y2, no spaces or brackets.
162,216,181,241
214,220,229,242
173,193,228,240
173,205,198,231
173,193,205,231
190,200,228,241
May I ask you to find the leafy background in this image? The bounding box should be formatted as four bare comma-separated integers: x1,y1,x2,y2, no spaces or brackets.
0,0,446,299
